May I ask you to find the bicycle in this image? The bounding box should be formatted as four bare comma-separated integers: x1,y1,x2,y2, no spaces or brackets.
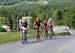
48,26,54,39
21,29,28,44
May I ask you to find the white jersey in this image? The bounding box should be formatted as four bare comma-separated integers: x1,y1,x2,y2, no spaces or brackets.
47,18,53,27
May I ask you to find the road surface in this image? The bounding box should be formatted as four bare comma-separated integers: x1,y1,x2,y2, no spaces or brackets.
0,35,75,53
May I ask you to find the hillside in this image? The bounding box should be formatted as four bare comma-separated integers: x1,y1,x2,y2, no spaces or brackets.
0,0,75,6
0,0,38,6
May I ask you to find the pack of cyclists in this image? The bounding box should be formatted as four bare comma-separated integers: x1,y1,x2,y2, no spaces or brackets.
19,16,54,44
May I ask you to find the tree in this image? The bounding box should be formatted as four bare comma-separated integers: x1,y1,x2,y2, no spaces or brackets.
53,9,64,25
71,15,75,29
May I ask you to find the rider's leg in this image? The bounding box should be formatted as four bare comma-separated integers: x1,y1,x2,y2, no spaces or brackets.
45,29,48,39
20,29,23,40
36,30,40,42
49,33,52,39
22,30,25,44
49,28,53,39
24,31,28,43
51,27,54,36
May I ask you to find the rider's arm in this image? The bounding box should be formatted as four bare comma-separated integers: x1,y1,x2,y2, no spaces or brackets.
40,23,43,29
27,25,29,30
33,22,35,29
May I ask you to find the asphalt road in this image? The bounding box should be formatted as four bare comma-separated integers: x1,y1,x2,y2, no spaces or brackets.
0,34,75,53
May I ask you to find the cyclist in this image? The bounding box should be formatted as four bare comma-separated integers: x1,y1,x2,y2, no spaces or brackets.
43,19,48,40
20,17,29,44
47,18,54,39
33,17,42,42
19,17,22,40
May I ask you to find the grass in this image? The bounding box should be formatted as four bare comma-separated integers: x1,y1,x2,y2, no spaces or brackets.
0,31,44,44
0,30,71,44
0,32,20,44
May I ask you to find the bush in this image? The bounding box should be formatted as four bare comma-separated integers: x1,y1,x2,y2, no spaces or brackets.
0,27,6,32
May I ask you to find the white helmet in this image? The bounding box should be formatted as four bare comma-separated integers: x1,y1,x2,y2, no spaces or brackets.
48,18,52,21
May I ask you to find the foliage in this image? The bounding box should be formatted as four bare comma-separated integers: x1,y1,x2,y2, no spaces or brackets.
0,0,75,31
53,6,75,29
0,17,7,24
0,27,6,32
71,15,75,29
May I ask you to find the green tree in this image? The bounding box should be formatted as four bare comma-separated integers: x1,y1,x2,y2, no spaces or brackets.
53,9,64,25
71,15,75,29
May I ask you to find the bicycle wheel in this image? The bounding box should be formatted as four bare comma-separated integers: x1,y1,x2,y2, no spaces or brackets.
22,31,27,44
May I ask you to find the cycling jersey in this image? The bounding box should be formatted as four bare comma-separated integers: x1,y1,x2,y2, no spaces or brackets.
21,21,28,28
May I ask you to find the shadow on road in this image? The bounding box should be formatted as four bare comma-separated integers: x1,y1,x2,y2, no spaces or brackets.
27,39,45,44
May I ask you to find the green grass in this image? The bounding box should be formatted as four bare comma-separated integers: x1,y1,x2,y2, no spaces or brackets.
0,32,20,44
0,31,44,44
0,30,71,44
